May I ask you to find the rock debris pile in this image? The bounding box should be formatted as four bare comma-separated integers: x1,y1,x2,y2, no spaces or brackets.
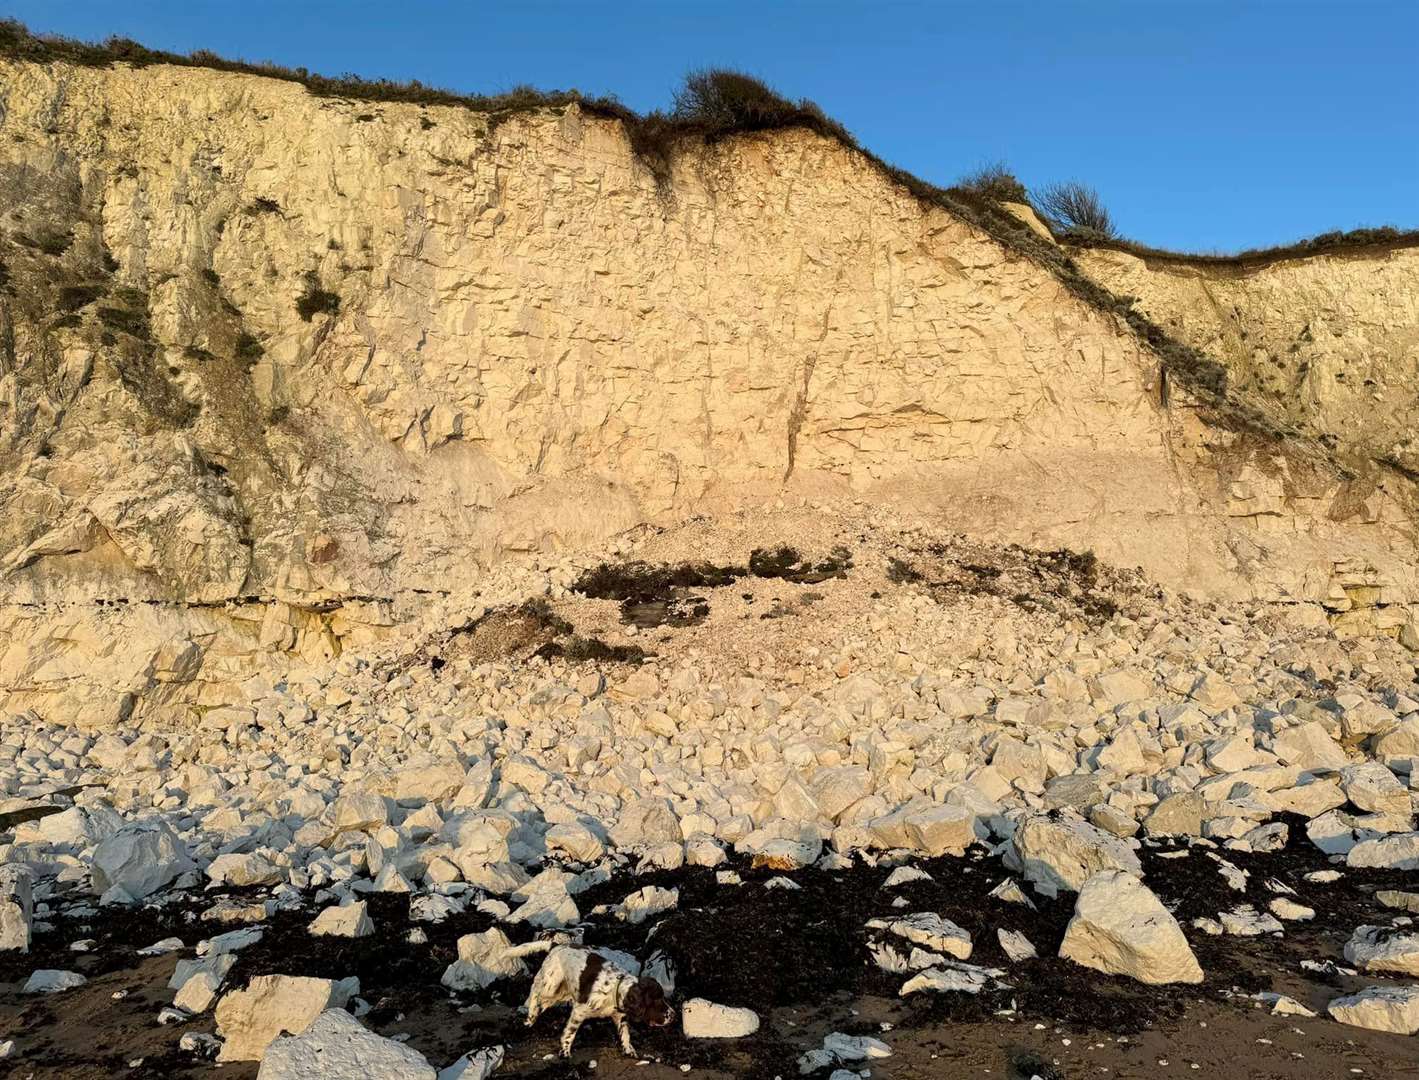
2,510,1418,1072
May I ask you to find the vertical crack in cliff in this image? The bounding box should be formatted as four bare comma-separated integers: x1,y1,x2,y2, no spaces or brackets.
783,354,816,482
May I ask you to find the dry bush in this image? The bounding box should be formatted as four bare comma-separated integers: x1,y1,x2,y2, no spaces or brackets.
954,162,1029,204
1036,181,1117,238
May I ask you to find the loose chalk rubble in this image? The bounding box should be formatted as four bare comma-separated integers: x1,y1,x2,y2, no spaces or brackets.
0,519,1415,1073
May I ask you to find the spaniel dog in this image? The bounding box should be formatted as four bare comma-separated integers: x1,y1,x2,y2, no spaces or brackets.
524,946,676,1057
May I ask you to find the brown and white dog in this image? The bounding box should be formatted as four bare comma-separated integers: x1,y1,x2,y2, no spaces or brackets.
524,946,676,1057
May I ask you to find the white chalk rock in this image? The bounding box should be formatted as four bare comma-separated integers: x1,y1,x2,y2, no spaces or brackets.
1377,889,1419,914
1327,985,1419,1035
544,822,606,863
199,927,265,957
1255,992,1315,1018
441,928,539,992
23,969,87,993
1268,898,1315,922
438,1045,505,1080
0,867,34,952
171,953,237,992
899,964,994,995
681,998,760,1038
882,865,932,888
215,974,357,1062
903,805,984,857
1347,832,1419,870
91,820,195,900
1217,906,1283,937
750,837,820,870
1344,925,1419,977
175,969,226,1013
309,901,374,939
1270,721,1348,771
1004,812,1142,895
618,885,679,925
610,797,682,848
1059,870,1203,985
207,852,284,887
257,1009,434,1079
323,792,389,841
799,1032,892,1073
1339,763,1411,815
997,928,1037,962
866,912,972,959
685,835,727,867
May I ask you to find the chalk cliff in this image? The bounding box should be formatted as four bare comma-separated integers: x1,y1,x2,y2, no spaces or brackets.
0,56,1415,725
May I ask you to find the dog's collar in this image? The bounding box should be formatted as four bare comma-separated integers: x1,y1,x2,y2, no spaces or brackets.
613,975,632,1011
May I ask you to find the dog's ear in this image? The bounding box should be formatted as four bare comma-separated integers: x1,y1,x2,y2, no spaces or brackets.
624,978,664,1023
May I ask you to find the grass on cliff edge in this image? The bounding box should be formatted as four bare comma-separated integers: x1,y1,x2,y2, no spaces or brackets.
4,18,1416,454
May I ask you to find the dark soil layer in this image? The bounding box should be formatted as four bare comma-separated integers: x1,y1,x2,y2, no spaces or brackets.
889,540,1148,627
571,546,853,628
387,599,652,675
2,827,1413,1079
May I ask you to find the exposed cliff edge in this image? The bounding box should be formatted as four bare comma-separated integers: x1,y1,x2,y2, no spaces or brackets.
0,53,1415,726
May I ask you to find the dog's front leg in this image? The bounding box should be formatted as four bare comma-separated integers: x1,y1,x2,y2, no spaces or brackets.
615,1014,637,1057
560,1005,592,1057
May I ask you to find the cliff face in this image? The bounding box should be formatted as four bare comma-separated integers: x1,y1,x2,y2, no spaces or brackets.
0,58,1415,727
1075,243,1419,477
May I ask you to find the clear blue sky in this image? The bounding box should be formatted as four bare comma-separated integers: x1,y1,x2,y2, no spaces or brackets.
6,0,1415,252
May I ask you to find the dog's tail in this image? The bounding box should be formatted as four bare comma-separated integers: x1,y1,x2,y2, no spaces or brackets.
507,937,562,960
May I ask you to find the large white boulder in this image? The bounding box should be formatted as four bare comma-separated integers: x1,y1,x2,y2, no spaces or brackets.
23,969,86,993
91,820,195,900
1270,721,1349,771
0,867,34,952
257,1009,434,1079
1269,779,1345,819
322,792,389,842
207,852,284,887
1339,763,1412,814
1346,832,1419,870
1004,812,1142,895
309,900,374,939
380,761,467,805
1059,870,1203,985
1344,925,1419,977
1374,718,1419,766
543,821,606,863
681,999,760,1038
809,766,875,821
14,805,122,847
171,953,237,992
610,797,682,848
1142,793,1203,837
903,805,984,856
1327,985,1419,1035
618,885,679,925
440,928,546,992
215,975,358,1062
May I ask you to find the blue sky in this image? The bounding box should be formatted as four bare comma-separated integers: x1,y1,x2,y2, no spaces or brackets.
6,1,1416,252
